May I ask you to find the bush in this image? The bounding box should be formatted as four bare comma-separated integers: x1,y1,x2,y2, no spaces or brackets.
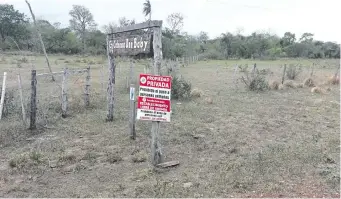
171,76,192,100
241,70,269,91
286,64,302,80
303,78,315,87
199,50,224,60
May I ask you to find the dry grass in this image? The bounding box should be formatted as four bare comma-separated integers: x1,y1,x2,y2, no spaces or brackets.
304,78,315,87
269,80,280,90
0,56,339,198
190,88,203,98
327,75,340,85
204,97,213,104
296,83,304,88
311,87,325,94
283,80,297,88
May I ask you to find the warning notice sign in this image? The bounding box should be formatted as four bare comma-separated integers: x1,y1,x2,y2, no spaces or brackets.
137,74,172,122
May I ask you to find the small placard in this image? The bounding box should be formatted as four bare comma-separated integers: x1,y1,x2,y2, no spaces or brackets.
130,87,135,100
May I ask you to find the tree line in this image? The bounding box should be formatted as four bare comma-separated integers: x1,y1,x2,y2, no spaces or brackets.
0,2,339,59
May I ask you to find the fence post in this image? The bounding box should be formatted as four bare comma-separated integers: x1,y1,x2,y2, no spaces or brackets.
151,25,163,166
310,63,315,77
0,72,7,120
100,65,104,90
30,70,37,129
106,36,115,121
128,59,134,90
129,84,136,139
84,66,90,107
282,64,287,84
17,72,27,126
62,68,68,118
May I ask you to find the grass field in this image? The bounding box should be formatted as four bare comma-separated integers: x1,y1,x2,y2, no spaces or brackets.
0,54,340,197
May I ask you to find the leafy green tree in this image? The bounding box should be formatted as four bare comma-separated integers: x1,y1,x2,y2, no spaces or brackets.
0,4,29,43
69,5,97,54
143,0,151,22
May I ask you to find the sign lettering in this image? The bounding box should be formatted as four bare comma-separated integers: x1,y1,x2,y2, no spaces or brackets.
137,74,172,122
108,33,151,56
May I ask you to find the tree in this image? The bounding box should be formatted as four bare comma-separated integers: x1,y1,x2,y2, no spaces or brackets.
166,13,184,35
118,17,135,27
280,32,296,47
0,4,28,42
102,22,118,34
143,0,151,22
299,32,314,43
69,5,97,54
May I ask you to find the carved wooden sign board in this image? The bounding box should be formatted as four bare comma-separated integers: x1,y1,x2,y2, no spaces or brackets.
108,29,152,57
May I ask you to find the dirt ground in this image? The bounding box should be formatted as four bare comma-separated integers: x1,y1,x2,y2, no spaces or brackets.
0,54,340,197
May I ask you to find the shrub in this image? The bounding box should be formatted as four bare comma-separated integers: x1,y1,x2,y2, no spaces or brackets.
171,76,192,100
241,70,269,91
0,87,17,117
283,80,297,88
269,80,280,90
190,88,203,98
286,64,302,80
238,64,249,72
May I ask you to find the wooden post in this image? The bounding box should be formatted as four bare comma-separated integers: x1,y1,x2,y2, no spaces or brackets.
233,64,238,86
129,60,134,86
30,70,37,129
106,36,115,121
310,63,315,77
0,72,7,120
100,65,104,90
129,84,136,139
334,65,340,79
17,72,27,126
151,25,163,166
84,66,90,107
25,0,55,81
61,68,68,118
282,64,287,84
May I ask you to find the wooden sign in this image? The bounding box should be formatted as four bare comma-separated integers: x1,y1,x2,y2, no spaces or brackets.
108,32,152,56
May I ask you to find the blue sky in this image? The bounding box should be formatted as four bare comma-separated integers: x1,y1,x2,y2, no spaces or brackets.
2,0,340,43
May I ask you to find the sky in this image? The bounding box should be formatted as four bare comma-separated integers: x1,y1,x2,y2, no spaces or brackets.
1,0,340,43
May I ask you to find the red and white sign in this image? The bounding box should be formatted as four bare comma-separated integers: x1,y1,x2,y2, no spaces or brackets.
137,74,172,122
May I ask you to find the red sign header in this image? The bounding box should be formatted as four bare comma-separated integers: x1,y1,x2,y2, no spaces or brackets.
139,74,172,89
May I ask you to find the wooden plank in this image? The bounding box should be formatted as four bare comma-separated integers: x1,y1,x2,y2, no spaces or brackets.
30,70,37,129
151,26,163,166
282,64,287,84
108,20,162,34
108,32,152,56
106,36,116,121
61,68,68,118
0,72,7,120
156,161,180,168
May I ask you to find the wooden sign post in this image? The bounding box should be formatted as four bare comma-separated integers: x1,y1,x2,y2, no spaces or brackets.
107,20,168,166
151,25,163,165
106,20,161,122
